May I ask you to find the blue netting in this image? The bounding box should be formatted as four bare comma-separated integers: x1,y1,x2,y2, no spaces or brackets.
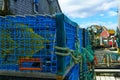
64,22,76,50
64,64,80,80
0,14,84,77
85,30,90,47
0,15,57,73
78,28,83,53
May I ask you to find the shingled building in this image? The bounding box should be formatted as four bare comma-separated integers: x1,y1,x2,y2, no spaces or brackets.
0,0,61,15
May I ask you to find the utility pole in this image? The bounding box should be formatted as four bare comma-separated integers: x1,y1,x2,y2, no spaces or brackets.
118,0,120,30
117,0,120,53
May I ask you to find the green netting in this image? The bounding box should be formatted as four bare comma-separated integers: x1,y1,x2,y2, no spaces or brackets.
82,46,94,62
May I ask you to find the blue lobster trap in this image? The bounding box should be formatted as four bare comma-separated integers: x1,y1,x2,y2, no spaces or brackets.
85,30,90,47
64,64,80,80
55,13,78,75
0,15,57,73
78,28,83,53
0,13,82,79
0,16,4,26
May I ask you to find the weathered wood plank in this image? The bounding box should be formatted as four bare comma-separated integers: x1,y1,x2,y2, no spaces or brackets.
100,76,106,80
109,76,115,80
96,76,101,80
105,76,110,80
96,76,120,80
115,77,120,80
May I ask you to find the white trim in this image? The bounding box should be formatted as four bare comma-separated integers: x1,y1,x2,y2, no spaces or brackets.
33,0,39,14
95,69,120,72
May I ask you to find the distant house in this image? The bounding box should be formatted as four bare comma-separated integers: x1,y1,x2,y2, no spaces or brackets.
0,0,61,15
100,30,116,47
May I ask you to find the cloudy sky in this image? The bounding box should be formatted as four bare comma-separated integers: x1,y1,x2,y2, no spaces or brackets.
58,0,118,30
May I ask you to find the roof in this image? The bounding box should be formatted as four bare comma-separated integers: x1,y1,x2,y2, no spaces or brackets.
0,0,62,15
47,0,62,14
100,30,110,38
108,30,115,35
56,0,62,12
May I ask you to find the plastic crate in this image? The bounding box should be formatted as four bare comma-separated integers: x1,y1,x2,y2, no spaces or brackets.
15,16,26,23
36,15,56,27
78,28,83,53
64,64,80,80
0,16,3,26
5,16,16,22
85,30,90,47
33,53,57,73
65,56,72,69
65,22,77,50
56,13,78,75
4,16,16,29
36,15,54,22
0,13,81,76
31,20,57,73
0,15,57,73
26,16,37,26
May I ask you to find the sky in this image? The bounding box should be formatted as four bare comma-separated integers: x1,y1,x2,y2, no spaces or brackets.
58,0,118,30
